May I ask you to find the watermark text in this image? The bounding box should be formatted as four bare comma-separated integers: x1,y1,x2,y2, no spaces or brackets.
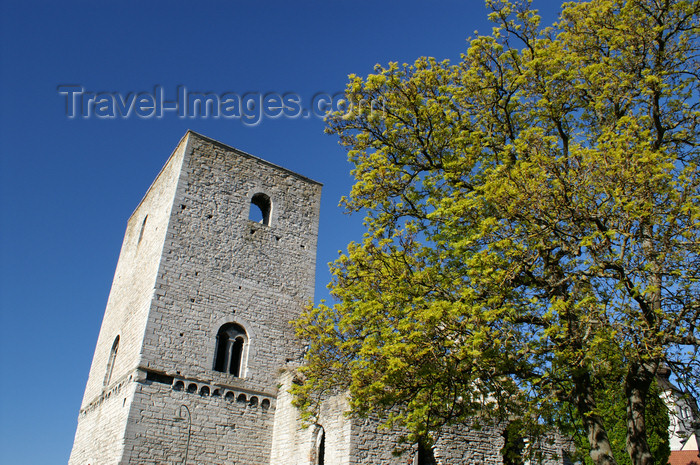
57,85,385,126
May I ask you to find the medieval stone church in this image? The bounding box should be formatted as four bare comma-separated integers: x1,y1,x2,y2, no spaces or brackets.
68,131,569,465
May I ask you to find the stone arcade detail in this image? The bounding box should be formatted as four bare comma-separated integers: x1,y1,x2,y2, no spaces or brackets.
68,131,569,465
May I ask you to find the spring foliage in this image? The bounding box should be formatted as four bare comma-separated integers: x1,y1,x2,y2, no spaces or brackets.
294,1,699,464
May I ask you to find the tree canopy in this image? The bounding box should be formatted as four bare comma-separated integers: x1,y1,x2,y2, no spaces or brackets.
293,1,700,465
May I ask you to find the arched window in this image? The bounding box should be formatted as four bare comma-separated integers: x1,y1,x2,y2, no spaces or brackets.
103,336,119,387
313,425,325,465
249,193,271,226
213,323,247,377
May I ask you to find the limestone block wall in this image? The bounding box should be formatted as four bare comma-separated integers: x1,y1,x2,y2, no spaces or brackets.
69,136,190,465
432,426,506,465
139,133,322,394
272,369,506,465
79,136,188,404
350,415,417,464
270,369,319,465
273,367,570,465
352,413,569,465
351,414,568,465
68,373,137,465
270,369,354,465
70,132,322,465
526,434,574,465
122,373,275,464
317,390,355,465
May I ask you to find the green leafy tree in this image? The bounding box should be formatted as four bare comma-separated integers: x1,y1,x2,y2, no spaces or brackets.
293,2,699,465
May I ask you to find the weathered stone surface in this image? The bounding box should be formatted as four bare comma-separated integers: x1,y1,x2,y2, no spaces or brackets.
69,131,320,465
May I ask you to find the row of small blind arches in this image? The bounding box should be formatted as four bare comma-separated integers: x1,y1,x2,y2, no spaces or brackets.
172,380,271,410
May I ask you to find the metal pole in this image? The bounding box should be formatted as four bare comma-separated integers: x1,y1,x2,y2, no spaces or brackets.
175,405,191,465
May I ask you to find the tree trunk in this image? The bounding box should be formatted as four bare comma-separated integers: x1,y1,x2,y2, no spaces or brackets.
574,371,618,465
626,216,660,465
625,363,655,465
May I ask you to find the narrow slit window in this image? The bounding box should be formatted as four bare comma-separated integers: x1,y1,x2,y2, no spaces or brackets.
249,193,271,226
314,426,325,465
213,323,247,377
104,336,120,387
137,215,148,245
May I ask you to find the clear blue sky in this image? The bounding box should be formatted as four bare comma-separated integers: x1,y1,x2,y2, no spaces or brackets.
0,1,563,463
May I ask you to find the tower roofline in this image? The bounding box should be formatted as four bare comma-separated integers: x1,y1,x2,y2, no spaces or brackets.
185,130,323,187
128,130,323,222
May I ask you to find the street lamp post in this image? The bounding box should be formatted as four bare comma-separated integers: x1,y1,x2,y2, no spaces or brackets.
174,405,191,465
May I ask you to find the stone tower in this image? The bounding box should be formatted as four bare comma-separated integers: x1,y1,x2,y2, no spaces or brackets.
68,131,322,465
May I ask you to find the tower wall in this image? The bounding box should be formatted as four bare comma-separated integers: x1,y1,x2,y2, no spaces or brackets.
69,136,190,465
270,370,354,465
271,371,571,465
123,380,276,464
70,131,322,465
137,133,321,393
